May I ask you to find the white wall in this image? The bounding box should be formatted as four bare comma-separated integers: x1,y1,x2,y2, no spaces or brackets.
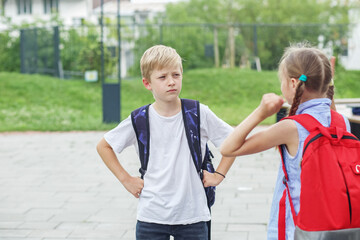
59,0,93,25
3,0,93,27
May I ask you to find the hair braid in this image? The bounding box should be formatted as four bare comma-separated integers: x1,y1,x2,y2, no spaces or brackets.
289,82,305,116
326,85,335,100
280,43,334,116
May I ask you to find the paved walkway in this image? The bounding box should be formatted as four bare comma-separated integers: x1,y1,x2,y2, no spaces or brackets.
0,129,279,240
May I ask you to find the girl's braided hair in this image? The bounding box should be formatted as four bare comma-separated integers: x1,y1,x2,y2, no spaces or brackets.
279,43,333,116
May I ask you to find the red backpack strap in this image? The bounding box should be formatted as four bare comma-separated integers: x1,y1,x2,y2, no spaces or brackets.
284,110,347,132
278,147,297,240
330,110,346,129
282,113,322,132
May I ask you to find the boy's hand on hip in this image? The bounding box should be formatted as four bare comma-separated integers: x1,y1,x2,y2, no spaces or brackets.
202,170,224,187
123,176,144,198
258,93,284,119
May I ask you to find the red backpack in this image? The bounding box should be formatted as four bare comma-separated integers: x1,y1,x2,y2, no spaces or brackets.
279,110,360,240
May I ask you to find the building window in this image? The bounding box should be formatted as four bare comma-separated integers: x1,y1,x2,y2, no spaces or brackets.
44,0,59,14
17,0,32,15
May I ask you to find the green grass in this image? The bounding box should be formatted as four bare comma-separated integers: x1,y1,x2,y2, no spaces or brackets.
1,68,359,131
181,68,282,125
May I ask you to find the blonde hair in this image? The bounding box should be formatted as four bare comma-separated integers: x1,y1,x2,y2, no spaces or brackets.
279,43,333,116
140,45,183,81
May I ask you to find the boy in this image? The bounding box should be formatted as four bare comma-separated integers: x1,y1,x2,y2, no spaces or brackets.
96,45,235,239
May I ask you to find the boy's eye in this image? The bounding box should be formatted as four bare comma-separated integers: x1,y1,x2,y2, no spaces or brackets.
159,76,165,79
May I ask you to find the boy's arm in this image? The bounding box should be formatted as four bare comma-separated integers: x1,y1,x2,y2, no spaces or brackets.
97,137,144,198
202,156,236,187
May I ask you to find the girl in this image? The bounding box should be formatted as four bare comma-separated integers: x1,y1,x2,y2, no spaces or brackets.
208,44,350,240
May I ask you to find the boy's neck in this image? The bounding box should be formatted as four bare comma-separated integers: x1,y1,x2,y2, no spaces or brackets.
152,98,181,117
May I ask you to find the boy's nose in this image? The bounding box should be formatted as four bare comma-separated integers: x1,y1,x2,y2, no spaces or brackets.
168,77,175,85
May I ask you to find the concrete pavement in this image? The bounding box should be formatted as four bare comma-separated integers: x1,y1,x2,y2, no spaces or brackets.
0,128,279,240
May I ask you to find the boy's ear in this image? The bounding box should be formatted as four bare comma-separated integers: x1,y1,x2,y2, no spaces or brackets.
142,78,152,91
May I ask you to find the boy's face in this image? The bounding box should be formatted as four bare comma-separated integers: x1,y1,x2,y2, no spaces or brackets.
143,65,182,103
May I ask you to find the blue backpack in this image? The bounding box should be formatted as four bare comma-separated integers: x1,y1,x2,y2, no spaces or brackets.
131,99,215,238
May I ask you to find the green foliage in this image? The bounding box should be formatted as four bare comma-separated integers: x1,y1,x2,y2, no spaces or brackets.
60,25,115,78
155,0,352,70
1,68,360,131
0,14,63,73
59,18,127,79
0,30,20,72
0,15,117,78
333,69,360,98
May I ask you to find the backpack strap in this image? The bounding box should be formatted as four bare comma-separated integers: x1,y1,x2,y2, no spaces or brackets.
181,98,203,172
181,99,213,240
282,110,346,132
330,110,346,129
278,146,298,240
131,104,150,179
283,114,321,132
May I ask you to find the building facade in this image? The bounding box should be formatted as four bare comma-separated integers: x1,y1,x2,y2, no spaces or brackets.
1,0,94,26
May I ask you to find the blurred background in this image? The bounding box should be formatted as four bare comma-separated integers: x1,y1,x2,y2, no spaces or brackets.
1,1,360,239
0,0,359,130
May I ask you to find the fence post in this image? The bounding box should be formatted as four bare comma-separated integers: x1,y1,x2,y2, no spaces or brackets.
53,26,60,78
117,0,122,121
253,24,258,57
213,25,219,68
34,28,38,74
20,29,25,73
229,25,235,68
100,0,120,123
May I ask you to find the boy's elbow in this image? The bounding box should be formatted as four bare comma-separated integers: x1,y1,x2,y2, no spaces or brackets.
96,142,102,154
96,137,110,154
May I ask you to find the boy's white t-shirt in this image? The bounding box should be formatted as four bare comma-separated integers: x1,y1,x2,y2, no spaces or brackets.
104,103,233,225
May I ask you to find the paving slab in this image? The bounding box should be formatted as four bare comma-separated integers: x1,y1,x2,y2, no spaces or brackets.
0,127,279,239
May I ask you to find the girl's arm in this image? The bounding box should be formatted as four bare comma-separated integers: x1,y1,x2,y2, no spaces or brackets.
220,93,298,157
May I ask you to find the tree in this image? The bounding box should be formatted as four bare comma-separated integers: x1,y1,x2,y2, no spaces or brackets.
160,0,351,70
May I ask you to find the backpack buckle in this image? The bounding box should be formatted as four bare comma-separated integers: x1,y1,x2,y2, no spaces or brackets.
283,176,287,185
139,168,147,179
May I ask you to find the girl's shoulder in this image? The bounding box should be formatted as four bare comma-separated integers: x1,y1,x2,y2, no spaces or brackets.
264,119,299,150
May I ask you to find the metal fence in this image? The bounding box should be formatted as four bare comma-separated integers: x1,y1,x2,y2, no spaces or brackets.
20,26,60,76
3,23,350,80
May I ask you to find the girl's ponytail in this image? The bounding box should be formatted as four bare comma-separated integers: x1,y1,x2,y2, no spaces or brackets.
326,85,335,100
280,43,333,117
288,81,305,116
